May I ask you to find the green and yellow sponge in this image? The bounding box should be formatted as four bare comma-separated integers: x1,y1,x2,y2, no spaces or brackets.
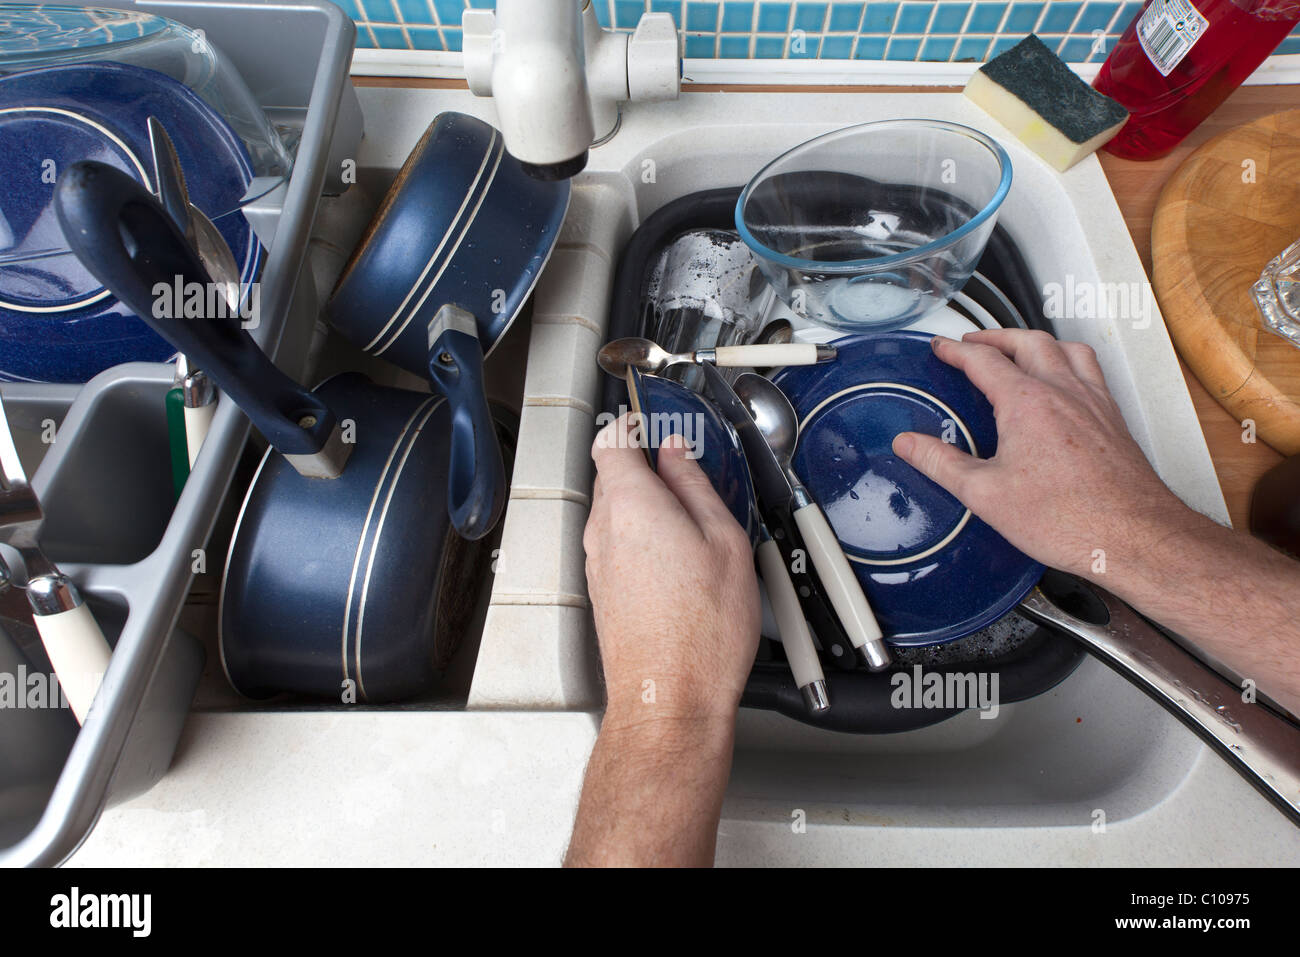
964,34,1129,172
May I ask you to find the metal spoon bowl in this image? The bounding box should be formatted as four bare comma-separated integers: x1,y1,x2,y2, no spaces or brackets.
733,371,892,671
598,337,676,378
734,373,799,472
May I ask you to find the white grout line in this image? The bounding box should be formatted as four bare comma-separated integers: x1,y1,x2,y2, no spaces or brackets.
1098,3,1130,63
949,3,977,64
386,0,413,54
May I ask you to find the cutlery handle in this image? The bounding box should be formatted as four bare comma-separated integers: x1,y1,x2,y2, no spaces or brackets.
757,536,827,711
793,501,891,671
1020,577,1300,827
183,402,216,469
766,501,857,671
28,576,111,725
711,343,831,368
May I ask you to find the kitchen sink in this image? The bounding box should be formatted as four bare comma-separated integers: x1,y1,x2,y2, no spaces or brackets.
440,88,1230,828
72,84,1277,866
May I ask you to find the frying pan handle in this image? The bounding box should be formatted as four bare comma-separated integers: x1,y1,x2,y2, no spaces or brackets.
1020,575,1300,827
427,305,506,541
53,161,342,468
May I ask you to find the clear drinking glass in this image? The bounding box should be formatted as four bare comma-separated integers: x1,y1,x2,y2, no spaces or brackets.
644,228,772,388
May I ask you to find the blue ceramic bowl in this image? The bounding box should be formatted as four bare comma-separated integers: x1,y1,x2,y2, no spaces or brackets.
773,331,1042,645
627,367,758,544
0,62,261,383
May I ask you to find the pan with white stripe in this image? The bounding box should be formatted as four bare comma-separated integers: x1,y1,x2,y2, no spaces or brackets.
55,161,512,703
326,112,569,541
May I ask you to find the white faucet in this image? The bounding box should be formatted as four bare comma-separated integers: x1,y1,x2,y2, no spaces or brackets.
462,0,681,179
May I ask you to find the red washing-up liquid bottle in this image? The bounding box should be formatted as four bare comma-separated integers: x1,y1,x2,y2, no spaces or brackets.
1093,0,1300,159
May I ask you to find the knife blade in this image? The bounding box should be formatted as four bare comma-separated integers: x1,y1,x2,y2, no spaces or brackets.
701,361,794,511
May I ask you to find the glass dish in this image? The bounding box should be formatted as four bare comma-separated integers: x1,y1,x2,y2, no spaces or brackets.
0,2,290,182
1254,237,1300,350
736,119,1012,332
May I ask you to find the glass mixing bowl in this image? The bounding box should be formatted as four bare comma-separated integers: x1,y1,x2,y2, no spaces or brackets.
0,2,291,183
736,119,1012,332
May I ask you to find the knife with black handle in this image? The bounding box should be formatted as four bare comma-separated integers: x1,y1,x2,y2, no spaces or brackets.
701,362,859,674
762,500,859,671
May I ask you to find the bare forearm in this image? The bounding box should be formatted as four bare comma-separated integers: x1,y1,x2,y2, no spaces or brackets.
564,712,735,867
1090,506,1300,716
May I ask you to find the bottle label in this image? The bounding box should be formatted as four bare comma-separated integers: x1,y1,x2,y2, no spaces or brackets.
1137,0,1210,76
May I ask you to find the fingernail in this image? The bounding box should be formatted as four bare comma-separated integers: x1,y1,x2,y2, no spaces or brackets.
660,432,688,451
892,432,915,457
930,335,951,351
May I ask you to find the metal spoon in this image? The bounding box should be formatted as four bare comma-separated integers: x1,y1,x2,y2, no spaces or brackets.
148,117,236,468
598,336,835,379
733,372,891,671
148,117,241,294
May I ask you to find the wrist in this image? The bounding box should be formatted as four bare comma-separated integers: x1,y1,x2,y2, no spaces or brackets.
602,666,746,727
600,698,737,756
1083,495,1221,594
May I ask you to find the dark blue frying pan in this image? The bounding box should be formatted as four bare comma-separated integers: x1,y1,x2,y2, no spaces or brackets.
52,161,506,701
326,112,570,539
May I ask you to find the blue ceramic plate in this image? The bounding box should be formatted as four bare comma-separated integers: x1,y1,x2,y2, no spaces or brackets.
773,332,1043,645
627,367,758,544
0,62,261,383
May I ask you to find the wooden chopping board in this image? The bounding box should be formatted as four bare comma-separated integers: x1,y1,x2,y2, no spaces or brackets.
1152,109,1300,455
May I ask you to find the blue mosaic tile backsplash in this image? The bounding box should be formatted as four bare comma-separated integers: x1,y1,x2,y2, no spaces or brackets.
345,0,1300,60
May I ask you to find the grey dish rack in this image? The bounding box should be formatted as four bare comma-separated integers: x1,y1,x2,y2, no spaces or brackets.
0,0,363,866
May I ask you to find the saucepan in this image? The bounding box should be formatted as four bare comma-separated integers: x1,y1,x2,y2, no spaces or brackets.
325,111,570,540
53,162,509,702
770,332,1300,825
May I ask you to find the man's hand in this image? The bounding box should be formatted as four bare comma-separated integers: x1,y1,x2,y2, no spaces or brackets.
567,414,759,867
892,330,1190,579
583,413,760,727
893,329,1300,717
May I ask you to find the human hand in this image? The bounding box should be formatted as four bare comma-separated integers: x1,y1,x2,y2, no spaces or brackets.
891,329,1195,581
583,414,760,735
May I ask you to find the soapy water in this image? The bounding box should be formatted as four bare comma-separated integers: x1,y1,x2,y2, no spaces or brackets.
761,601,1041,666
823,468,937,555
823,276,940,328
889,610,1041,666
